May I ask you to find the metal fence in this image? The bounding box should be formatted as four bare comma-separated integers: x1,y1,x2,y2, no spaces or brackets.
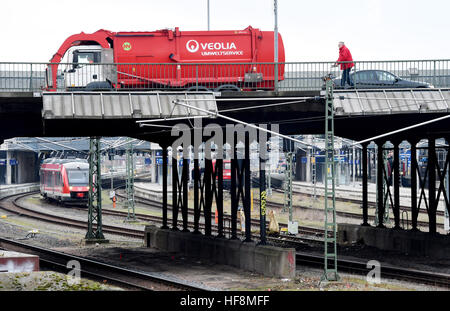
0,59,449,92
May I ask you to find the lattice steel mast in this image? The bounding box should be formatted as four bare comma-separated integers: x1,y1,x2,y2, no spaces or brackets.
85,137,106,242
125,138,136,221
321,77,340,282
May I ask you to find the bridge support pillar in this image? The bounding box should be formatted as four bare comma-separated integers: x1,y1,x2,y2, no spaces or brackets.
190,138,224,237
230,134,238,240
376,141,386,228
428,138,437,234
243,132,252,242
216,158,224,238
193,157,201,234
259,129,268,245
161,145,169,229
229,132,252,241
393,142,401,229
171,149,189,232
445,137,450,232
410,141,419,231
361,143,370,226
368,147,372,181
172,156,179,231
182,157,189,232
204,159,213,236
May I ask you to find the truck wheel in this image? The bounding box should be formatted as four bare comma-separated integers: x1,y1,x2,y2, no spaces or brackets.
85,81,113,91
214,84,240,92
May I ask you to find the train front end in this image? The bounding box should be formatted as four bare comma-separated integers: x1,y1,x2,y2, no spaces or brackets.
62,161,90,203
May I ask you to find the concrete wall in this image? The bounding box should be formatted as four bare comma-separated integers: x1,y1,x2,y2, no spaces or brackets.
16,151,39,184
338,223,450,259
145,225,296,278
0,183,40,199
0,151,39,185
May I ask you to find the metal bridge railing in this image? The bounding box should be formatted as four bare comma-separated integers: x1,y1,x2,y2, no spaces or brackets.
0,59,449,92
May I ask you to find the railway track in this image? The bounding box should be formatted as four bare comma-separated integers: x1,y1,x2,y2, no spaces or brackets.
116,189,326,237
281,186,446,217
0,236,208,291
257,194,445,230
1,190,449,288
0,192,209,290
1,192,143,239
296,251,450,288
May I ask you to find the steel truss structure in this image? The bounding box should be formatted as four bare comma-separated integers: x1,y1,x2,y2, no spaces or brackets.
230,133,252,242
361,137,450,234
86,137,105,241
125,139,136,221
321,78,340,282
161,132,260,242
172,155,189,232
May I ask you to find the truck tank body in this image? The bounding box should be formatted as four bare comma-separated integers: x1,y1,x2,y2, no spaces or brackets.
49,26,285,90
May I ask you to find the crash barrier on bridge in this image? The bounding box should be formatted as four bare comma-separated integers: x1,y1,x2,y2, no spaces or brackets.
144,225,296,278
338,223,450,259
0,59,449,92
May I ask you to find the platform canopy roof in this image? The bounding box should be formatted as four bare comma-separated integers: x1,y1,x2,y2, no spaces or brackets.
0,137,159,153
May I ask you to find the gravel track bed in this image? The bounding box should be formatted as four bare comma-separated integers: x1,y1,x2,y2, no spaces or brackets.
0,192,447,291
18,194,153,232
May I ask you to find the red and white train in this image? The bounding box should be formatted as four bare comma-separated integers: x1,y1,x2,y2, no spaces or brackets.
40,158,90,203
212,159,231,188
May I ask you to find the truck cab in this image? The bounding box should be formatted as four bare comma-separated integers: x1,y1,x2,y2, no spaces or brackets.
61,45,114,89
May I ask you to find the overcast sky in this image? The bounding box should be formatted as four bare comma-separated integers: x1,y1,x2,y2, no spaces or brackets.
1,0,449,62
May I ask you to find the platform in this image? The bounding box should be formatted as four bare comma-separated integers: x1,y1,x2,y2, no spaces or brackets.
0,250,39,272
338,223,450,259
0,183,39,199
293,181,447,211
135,182,171,200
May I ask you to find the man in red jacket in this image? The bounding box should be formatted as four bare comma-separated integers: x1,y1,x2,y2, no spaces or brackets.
334,42,354,88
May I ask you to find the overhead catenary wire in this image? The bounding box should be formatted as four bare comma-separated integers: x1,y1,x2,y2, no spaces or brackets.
336,96,448,102
184,96,318,102
33,137,88,154
172,99,318,148
136,115,207,124
352,114,450,146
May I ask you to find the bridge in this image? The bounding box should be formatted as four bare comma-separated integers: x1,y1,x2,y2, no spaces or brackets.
1,59,449,282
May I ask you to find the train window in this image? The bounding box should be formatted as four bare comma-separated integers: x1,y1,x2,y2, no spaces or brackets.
49,172,54,187
67,169,89,186
56,172,61,186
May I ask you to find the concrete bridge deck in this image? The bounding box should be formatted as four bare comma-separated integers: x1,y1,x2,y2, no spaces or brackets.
1,88,450,143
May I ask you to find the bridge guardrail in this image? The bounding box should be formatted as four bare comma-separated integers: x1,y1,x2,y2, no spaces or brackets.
0,60,449,92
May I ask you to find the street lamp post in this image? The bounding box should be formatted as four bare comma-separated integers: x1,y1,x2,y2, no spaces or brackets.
274,0,279,92
207,0,210,30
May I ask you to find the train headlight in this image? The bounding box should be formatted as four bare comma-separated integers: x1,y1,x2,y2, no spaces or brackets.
69,186,73,191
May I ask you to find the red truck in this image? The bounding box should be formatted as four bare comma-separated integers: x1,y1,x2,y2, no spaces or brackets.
47,26,285,91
